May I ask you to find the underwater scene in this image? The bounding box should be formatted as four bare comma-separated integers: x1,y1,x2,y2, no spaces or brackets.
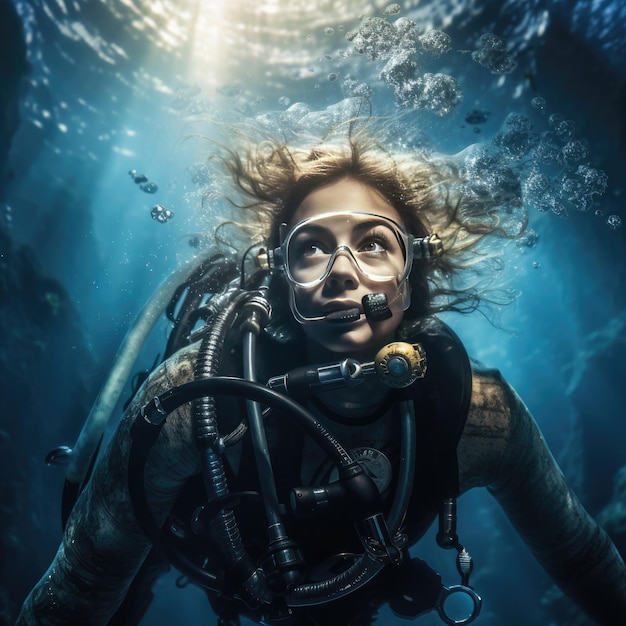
1,0,626,624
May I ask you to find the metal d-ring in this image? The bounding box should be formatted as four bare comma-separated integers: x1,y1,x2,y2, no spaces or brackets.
436,585,482,625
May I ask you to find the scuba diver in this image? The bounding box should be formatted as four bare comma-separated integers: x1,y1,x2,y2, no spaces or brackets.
17,127,626,626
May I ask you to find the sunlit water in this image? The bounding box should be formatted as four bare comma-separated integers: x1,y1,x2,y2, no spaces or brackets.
5,1,626,624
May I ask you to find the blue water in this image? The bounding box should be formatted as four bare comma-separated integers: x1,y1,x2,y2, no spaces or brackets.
3,1,626,625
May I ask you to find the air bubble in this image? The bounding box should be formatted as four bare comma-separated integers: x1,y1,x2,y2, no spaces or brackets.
140,181,158,194
607,214,622,230
533,138,560,165
531,96,546,110
129,170,148,184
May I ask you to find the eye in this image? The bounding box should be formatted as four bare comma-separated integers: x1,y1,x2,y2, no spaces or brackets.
359,239,386,254
301,241,327,257
358,229,393,255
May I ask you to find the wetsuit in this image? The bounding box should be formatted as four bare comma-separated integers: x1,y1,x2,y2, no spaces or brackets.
16,317,626,625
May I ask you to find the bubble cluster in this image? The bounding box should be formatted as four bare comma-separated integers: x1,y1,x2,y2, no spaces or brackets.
379,49,417,89
415,73,463,116
473,102,612,222
348,15,462,116
517,228,540,249
341,76,373,99
351,17,399,60
151,204,174,223
471,33,517,74
494,113,537,160
383,3,401,16
129,169,158,194
418,30,452,57
459,143,524,231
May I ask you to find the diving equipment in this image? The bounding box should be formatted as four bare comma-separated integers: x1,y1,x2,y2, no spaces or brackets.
48,252,479,625
126,287,481,624
266,211,442,289
287,290,404,325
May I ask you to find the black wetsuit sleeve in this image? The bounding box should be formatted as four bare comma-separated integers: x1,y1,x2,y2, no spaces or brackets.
486,377,626,625
16,348,201,626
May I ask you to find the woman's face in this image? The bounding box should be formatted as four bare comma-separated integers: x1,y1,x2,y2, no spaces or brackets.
285,178,409,358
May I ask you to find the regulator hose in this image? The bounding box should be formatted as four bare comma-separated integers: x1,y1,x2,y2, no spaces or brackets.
286,396,416,606
192,289,269,606
129,374,416,608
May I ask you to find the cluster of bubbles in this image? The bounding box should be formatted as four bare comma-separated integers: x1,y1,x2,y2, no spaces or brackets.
471,34,517,74
343,8,519,117
456,142,526,236
128,169,176,224
150,204,174,224
457,98,620,229
344,15,461,116
128,169,158,194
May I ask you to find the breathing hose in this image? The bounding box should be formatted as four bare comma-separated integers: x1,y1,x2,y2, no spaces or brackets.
129,289,418,610
192,288,269,606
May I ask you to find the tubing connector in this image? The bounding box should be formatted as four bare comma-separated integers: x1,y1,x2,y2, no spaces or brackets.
239,291,272,335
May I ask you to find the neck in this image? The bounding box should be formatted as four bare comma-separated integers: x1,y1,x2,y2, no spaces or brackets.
305,339,391,419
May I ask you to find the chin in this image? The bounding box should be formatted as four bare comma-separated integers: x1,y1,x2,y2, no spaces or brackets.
305,320,395,357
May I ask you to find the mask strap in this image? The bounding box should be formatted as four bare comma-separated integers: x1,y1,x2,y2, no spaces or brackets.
413,234,443,260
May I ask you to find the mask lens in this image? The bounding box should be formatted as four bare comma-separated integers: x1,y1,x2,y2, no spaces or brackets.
284,213,409,287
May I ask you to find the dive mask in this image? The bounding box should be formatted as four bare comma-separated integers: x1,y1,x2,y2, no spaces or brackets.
265,211,442,289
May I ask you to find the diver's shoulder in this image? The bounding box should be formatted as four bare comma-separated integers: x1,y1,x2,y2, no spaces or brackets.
466,359,515,429
457,360,516,489
470,358,508,385
142,341,199,396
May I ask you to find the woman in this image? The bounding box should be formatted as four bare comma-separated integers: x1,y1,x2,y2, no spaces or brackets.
17,129,626,625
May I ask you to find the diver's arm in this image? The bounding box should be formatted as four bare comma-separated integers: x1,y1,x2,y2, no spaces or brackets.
16,345,201,626
458,364,626,625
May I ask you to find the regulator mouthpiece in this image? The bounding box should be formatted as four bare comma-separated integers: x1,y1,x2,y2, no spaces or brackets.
362,293,392,321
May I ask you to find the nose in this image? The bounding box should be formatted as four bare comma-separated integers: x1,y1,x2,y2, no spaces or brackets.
324,248,360,291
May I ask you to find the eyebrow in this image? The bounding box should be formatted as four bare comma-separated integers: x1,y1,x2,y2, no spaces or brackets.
293,219,397,237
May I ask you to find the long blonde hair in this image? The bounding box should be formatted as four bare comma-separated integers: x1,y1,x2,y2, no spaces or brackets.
207,121,526,320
